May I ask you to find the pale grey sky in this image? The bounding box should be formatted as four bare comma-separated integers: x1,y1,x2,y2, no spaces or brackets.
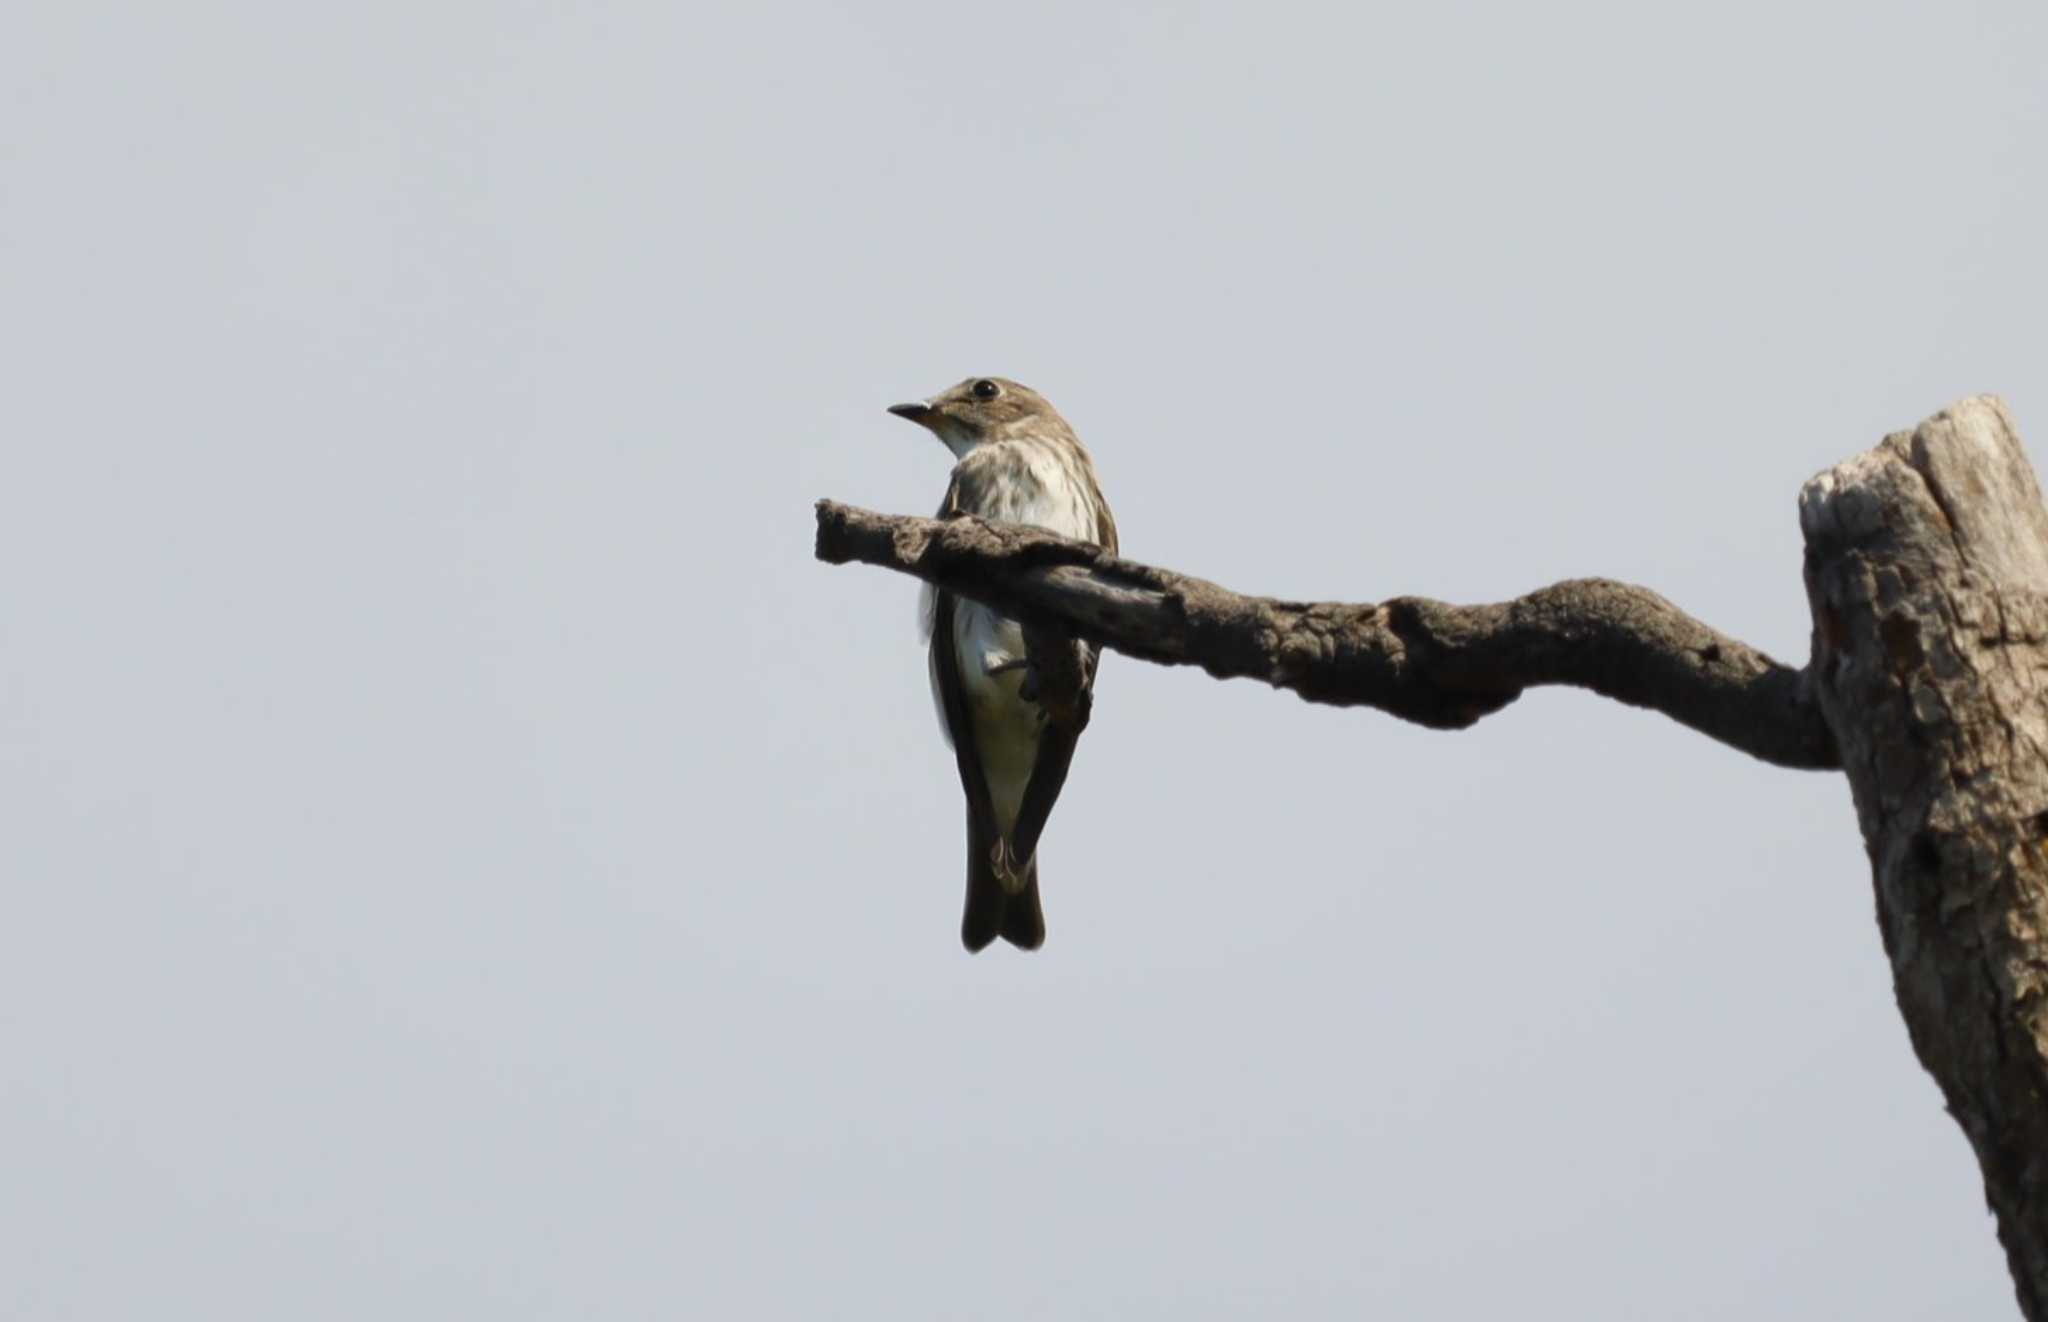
3,1,2044,1317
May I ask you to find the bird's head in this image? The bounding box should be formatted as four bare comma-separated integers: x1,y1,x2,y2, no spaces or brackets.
888,377,1063,458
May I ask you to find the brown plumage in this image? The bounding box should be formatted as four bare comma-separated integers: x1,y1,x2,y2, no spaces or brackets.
887,378,1117,951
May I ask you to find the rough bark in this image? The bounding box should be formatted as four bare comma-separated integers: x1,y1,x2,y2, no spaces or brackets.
815,500,1839,769
814,392,2048,1316
1801,395,2048,1318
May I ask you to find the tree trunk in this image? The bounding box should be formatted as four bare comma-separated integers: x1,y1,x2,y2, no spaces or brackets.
1801,396,2048,1318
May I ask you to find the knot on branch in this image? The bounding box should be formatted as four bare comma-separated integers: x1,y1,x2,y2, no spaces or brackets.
1379,598,1527,727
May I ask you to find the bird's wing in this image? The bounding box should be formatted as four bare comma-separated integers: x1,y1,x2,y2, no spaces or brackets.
1005,469,1113,873
920,470,976,740
931,581,1032,949
928,585,998,830
1005,713,1079,879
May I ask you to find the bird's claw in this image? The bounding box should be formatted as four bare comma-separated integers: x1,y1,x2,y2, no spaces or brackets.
986,655,1046,705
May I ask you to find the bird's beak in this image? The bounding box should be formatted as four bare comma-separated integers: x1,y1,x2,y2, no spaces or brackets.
888,401,936,428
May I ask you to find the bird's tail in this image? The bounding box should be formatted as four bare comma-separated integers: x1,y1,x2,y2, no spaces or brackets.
962,813,1045,952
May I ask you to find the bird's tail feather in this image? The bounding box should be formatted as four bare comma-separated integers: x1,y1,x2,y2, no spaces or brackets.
962,812,1045,952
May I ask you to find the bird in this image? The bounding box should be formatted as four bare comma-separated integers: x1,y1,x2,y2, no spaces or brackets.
887,377,1118,952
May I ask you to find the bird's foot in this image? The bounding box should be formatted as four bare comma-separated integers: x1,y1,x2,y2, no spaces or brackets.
987,656,1048,705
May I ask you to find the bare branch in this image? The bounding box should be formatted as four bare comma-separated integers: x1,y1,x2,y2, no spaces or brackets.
814,498,1838,770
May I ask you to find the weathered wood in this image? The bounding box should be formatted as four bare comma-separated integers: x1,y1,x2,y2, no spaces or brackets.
1801,395,2048,1319
815,500,1838,769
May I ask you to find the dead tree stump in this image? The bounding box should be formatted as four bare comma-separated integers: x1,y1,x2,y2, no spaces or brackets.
1802,396,2048,1318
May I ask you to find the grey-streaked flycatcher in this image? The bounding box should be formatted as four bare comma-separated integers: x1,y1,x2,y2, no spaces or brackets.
887,377,1118,952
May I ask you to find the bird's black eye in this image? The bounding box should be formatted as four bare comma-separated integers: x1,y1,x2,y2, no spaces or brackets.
972,379,1000,401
